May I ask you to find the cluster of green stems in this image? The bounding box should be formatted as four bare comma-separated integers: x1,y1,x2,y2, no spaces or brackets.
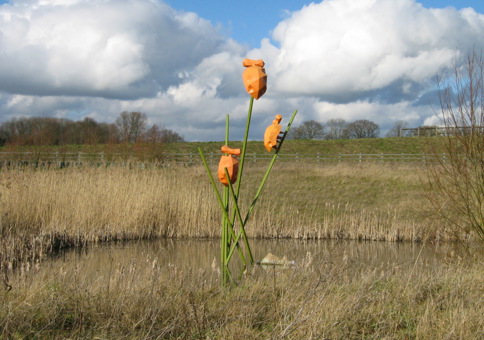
198,97,297,286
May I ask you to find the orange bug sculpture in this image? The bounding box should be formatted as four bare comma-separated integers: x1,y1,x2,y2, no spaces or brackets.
218,145,241,186
242,58,267,100
264,114,284,152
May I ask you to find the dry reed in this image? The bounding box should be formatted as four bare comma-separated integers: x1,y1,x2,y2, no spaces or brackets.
0,162,450,270
1,247,482,339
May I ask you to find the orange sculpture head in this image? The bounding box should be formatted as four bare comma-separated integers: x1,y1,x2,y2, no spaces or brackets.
218,145,240,186
264,114,283,152
221,145,241,156
242,58,267,100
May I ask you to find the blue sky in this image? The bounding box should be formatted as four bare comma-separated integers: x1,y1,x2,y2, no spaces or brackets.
0,0,483,140
163,0,484,47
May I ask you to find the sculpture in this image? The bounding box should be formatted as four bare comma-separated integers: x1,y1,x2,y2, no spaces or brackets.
264,114,284,152
198,58,297,287
218,146,241,186
242,58,267,100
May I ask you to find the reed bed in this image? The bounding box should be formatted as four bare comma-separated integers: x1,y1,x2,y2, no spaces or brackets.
0,162,446,269
1,248,482,339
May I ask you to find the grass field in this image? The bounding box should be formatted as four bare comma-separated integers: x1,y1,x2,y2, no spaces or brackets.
0,136,445,159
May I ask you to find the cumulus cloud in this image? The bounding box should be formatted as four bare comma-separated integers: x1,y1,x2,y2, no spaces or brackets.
252,0,484,103
1,0,484,140
0,0,235,98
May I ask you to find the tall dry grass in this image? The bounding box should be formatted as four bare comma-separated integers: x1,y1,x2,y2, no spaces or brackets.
1,247,482,339
0,162,446,269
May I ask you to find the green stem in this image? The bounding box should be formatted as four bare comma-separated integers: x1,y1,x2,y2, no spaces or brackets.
236,97,254,196
222,114,230,284
228,97,254,256
243,110,298,223
198,148,247,268
224,167,253,265
227,110,298,262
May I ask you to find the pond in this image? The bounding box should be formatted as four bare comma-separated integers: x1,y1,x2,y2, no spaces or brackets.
20,238,478,282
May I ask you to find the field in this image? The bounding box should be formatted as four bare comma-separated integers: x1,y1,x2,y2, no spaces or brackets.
0,141,482,339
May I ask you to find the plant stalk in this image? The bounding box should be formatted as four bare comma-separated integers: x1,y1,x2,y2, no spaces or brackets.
197,148,247,272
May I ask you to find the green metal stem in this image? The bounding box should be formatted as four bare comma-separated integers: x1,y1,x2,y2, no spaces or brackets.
222,114,230,283
243,110,298,224
198,148,247,268
235,97,254,196
224,167,253,265
228,97,254,249
227,110,298,261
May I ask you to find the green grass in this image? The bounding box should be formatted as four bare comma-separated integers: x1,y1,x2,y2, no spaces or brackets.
0,137,443,157
156,137,442,155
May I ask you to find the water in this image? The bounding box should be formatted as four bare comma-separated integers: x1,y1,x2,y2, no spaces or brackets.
36,238,479,280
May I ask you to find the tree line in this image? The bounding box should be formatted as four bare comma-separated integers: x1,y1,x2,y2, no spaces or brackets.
0,111,184,146
289,118,382,140
289,119,428,140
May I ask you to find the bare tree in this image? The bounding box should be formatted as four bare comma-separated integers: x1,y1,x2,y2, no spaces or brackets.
385,120,407,137
159,128,185,143
0,114,186,146
426,50,484,239
142,124,185,143
346,119,380,138
144,124,162,144
325,118,349,139
0,117,63,145
116,111,147,143
290,120,325,140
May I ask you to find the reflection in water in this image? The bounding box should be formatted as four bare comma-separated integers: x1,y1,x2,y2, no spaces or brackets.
32,239,481,282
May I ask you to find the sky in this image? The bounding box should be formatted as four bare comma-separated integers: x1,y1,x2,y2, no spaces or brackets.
0,0,483,141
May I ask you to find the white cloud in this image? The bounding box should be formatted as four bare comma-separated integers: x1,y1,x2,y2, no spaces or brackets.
252,0,484,102
312,99,431,130
0,0,483,141
0,0,232,98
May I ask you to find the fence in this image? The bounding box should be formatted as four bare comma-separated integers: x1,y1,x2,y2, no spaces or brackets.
0,151,446,168
401,126,484,137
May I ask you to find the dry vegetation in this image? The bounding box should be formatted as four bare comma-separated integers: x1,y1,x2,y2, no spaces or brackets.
0,162,482,338
1,248,482,339
0,162,453,270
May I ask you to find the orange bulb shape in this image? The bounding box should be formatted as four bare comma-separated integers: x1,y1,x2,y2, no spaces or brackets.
218,145,240,186
242,58,267,100
264,114,283,152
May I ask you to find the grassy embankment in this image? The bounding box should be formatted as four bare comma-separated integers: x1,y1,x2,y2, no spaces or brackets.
0,136,444,159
